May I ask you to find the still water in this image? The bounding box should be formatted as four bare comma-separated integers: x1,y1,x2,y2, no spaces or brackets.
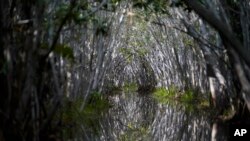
68,92,228,141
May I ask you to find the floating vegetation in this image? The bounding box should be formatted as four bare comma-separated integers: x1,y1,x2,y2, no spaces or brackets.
152,86,177,103
153,86,210,112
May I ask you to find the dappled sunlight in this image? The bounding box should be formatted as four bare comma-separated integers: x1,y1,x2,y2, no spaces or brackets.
1,0,250,140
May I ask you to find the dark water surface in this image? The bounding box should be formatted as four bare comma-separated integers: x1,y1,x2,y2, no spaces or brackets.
69,92,229,141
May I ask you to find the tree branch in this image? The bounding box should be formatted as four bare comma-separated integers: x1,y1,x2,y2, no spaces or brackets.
184,0,250,66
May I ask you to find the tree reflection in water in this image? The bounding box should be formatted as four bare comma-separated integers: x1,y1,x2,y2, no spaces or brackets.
74,92,227,141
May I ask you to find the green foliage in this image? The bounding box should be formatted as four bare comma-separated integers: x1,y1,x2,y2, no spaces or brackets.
183,37,194,47
130,40,143,47
123,83,138,92
40,43,74,61
133,0,170,14
133,0,148,9
54,1,92,26
153,86,177,104
137,48,148,57
72,10,88,24
92,17,110,36
118,47,133,63
151,0,169,14
55,92,111,139
55,3,70,20
102,0,121,11
54,44,74,62
153,86,210,112
179,89,194,103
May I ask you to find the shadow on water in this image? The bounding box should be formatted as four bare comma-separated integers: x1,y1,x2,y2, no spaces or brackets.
68,92,229,141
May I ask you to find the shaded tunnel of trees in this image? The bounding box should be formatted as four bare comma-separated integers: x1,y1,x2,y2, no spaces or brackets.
1,0,250,140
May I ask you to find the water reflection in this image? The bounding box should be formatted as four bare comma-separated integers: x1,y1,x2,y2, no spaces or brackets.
80,92,211,141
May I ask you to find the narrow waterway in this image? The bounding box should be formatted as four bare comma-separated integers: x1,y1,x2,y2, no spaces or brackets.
67,92,230,141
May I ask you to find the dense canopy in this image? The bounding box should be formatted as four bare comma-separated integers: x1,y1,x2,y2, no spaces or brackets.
0,0,250,140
